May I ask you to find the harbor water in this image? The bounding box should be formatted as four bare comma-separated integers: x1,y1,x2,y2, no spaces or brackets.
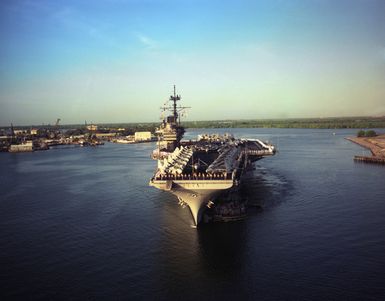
1,128,385,300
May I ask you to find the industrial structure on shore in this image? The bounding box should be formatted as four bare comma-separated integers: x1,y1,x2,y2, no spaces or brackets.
149,86,276,226
0,120,156,152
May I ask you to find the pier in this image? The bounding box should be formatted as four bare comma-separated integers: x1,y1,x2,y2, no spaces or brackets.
353,155,385,164
346,134,385,165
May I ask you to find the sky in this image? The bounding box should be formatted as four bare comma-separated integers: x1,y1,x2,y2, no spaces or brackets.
1,0,385,125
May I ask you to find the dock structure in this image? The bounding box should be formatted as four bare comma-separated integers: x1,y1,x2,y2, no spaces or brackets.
353,155,385,164
346,135,385,165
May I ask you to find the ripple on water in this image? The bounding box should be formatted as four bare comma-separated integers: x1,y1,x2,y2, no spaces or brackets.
1,130,385,300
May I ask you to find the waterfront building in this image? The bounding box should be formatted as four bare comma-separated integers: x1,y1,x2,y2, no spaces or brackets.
9,141,33,152
135,131,152,141
86,125,98,131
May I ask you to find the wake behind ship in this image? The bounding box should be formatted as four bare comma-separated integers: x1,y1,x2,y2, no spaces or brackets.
149,86,276,226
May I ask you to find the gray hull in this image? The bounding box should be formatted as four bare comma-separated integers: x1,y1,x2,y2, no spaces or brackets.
150,179,233,226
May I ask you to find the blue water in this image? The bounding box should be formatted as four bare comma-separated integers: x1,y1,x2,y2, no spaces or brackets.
1,128,385,300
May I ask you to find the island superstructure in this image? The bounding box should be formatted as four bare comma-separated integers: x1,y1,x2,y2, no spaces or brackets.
149,86,276,226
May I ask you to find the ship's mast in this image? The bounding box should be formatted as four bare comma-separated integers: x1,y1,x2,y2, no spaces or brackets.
170,85,181,124
155,85,190,152
160,85,189,125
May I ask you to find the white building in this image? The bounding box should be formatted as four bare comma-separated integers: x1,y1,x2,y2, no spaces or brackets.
86,125,98,131
9,141,33,152
135,131,152,141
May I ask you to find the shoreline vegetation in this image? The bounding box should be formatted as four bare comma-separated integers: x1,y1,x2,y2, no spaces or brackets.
2,116,385,132
183,116,385,130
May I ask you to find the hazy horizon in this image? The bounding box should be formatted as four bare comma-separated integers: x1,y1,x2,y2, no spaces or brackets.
1,0,385,126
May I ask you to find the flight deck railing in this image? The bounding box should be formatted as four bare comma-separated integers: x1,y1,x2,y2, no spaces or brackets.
153,172,232,181
243,149,274,156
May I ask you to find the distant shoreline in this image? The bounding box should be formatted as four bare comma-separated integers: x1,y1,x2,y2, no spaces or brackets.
2,116,385,130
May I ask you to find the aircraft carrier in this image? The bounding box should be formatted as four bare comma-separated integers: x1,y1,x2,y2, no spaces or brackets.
149,86,276,226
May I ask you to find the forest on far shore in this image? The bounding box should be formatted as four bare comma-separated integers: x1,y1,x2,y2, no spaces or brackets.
3,116,385,133
182,116,385,129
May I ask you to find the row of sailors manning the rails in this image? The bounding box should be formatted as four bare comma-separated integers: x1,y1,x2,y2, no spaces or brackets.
155,140,273,179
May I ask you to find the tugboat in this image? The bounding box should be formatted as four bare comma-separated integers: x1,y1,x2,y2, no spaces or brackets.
149,86,276,226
